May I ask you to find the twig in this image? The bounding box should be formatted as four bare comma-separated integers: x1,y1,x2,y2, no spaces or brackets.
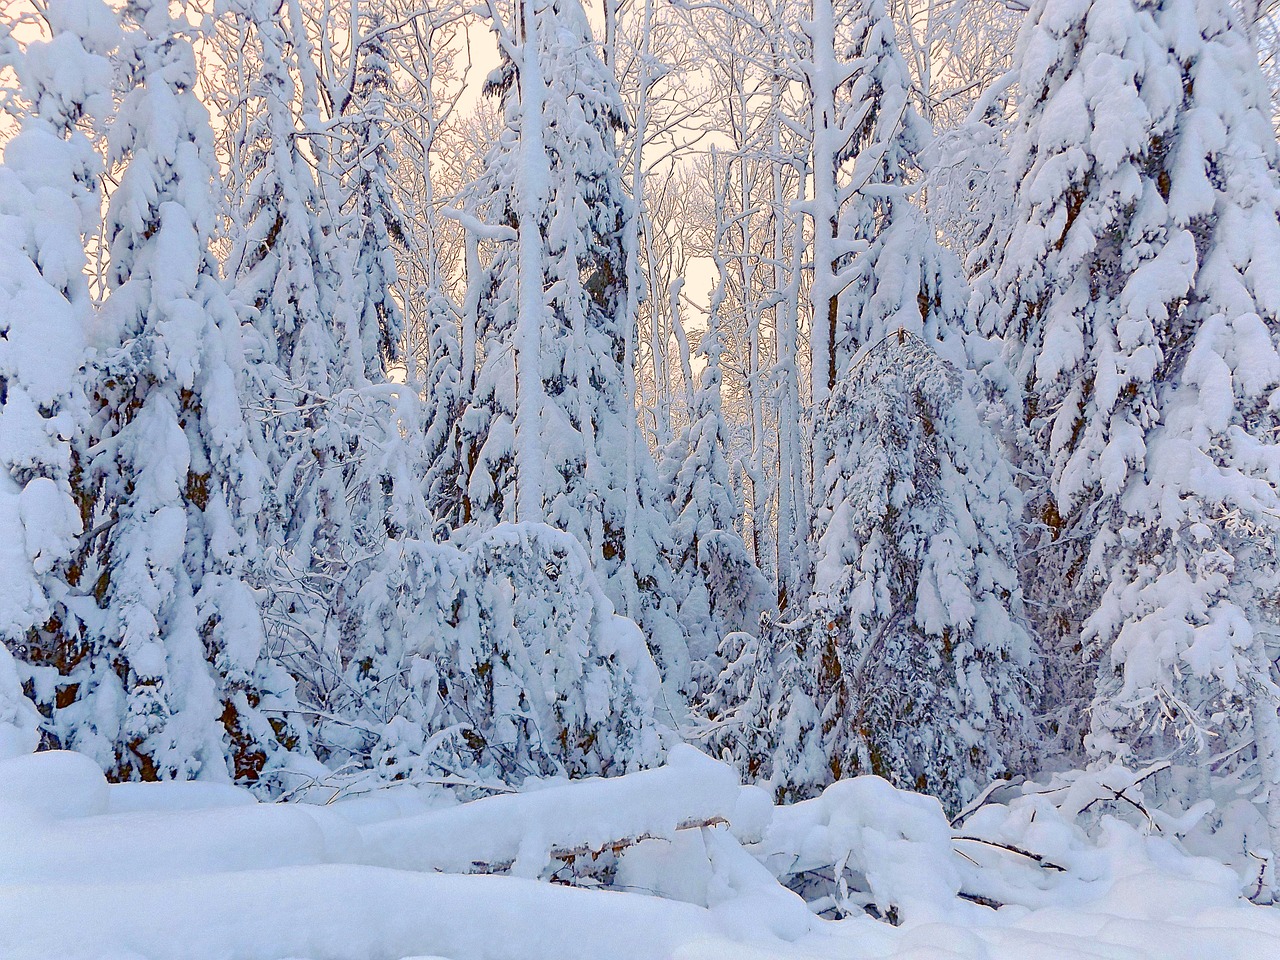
958,891,1004,910
952,835,1067,872
950,777,1024,827
1248,850,1272,904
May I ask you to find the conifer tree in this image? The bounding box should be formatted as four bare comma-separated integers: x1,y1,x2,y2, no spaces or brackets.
460,0,689,696
421,286,465,532
697,0,1035,808
984,0,1280,870
807,331,1037,809
81,0,300,783
338,10,406,384
227,0,335,466
699,614,824,799
825,0,941,369
223,0,357,778
0,0,114,752
299,15,446,766
801,0,950,575
660,186,769,682
463,525,664,778
226,4,432,772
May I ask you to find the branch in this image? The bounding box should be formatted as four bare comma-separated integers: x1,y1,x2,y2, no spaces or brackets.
464,816,731,874
957,891,1004,910
441,206,517,243
952,836,1067,872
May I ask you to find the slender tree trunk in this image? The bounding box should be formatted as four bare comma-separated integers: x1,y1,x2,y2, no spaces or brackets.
808,0,840,515
514,0,548,523
1250,623,1280,897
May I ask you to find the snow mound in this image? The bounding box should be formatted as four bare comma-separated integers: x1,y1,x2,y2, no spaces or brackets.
0,750,108,819
362,744,739,877
2,747,1279,960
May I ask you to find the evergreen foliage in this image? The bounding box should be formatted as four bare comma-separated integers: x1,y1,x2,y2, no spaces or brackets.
79,0,299,782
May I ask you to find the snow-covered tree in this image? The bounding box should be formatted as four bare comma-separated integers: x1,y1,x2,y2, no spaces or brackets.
381,4,469,538
805,331,1037,809
459,0,689,696
223,4,440,778
337,9,406,384
79,0,301,783
925,74,1018,283
226,0,335,457
801,0,930,565
802,0,860,412
698,613,826,799
461,0,627,540
983,0,1280,868
826,0,939,369
220,0,361,784
298,381,441,762
286,518,668,786
302,523,473,783
0,0,115,749
463,524,665,778
421,286,465,532
659,186,770,683
697,0,1034,809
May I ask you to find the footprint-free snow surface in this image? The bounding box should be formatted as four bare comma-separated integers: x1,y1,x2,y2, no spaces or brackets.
2,747,1277,959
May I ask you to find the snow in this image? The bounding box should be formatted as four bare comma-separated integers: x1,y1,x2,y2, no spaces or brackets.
0,750,109,820
3,746,1280,960
0,644,40,761
753,776,961,922
361,744,738,876
5,0,1280,957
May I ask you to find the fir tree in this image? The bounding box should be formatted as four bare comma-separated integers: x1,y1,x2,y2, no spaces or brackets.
827,0,943,369
985,0,1280,876
699,614,825,799
460,0,689,698
660,201,770,685
807,331,1037,809
421,285,465,533
0,0,115,753
227,6,434,774
337,10,406,383
462,524,664,778
81,0,300,783
226,0,335,465
763,0,1037,809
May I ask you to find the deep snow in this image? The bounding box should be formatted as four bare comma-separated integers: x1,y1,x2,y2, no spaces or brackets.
2,748,1279,960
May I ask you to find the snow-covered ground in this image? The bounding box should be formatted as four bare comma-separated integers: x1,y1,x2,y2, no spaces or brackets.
2,747,1277,960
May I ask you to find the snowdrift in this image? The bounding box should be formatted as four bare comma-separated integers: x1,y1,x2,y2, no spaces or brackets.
1,746,1278,960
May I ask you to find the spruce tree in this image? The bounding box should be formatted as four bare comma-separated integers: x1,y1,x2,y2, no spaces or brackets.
985,0,1280,873
81,0,299,783
226,0,335,466
0,0,115,753
421,286,465,532
789,0,1037,808
460,0,689,698
660,207,770,683
807,331,1037,809
337,10,406,383
826,0,944,368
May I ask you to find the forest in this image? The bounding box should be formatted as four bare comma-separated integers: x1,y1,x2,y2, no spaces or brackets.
4,0,1280,957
